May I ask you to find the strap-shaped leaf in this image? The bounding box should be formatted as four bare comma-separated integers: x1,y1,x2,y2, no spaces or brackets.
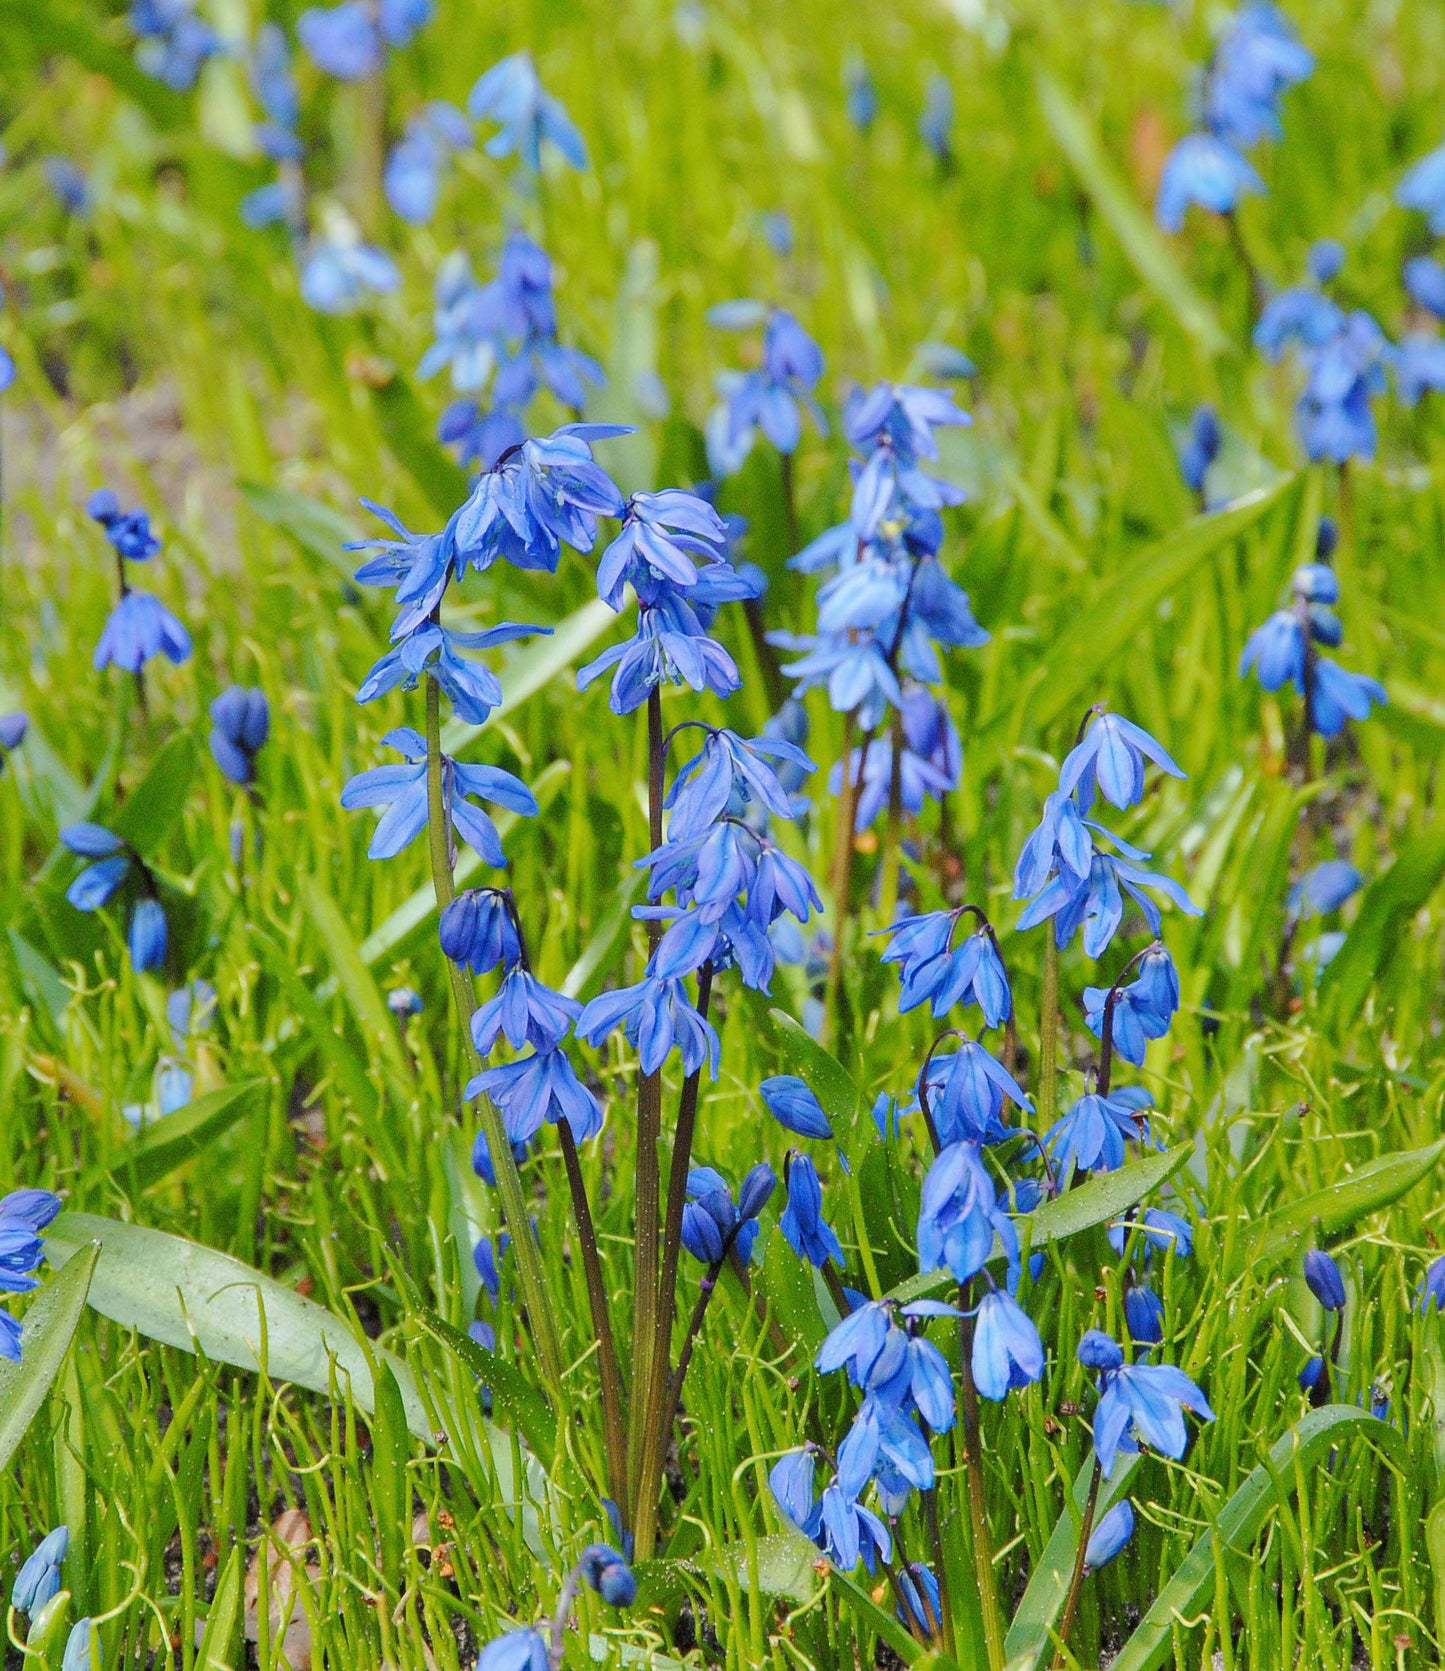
0,1240,99,1470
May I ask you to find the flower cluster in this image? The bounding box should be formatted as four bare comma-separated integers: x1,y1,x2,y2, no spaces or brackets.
775,380,986,834
469,52,588,174
0,1189,63,1361
297,0,432,81
385,102,473,224
130,0,222,91
1156,4,1312,232
705,302,826,477
88,488,191,676
1240,520,1386,736
423,232,604,470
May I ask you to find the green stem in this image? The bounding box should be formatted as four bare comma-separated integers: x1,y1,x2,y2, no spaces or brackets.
628,689,667,1553
958,1294,1007,1671
557,1121,628,1504
424,676,565,1398
1049,1458,1102,1671
1038,934,1059,1130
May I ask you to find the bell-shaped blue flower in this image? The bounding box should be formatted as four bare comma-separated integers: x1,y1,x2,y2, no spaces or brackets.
94,591,191,673
759,1076,833,1141
1060,712,1185,813
1156,134,1262,233
11,1526,69,1613
466,1048,602,1144
917,1141,1018,1285
1084,1500,1135,1570
1082,1329,1214,1476
440,889,522,973
972,1290,1044,1401
209,686,270,785
471,969,581,1055
469,52,587,172
778,1154,844,1270
1304,1249,1345,1312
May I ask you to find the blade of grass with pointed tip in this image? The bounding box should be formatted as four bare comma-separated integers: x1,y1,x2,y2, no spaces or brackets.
1319,829,1445,1017
110,1079,265,1192
1034,69,1230,358
239,481,363,581
0,1243,99,1470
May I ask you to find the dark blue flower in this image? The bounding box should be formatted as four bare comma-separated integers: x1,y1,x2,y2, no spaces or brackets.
10,1527,69,1612
440,889,522,973
1304,1249,1345,1311
471,1127,532,1187
595,490,730,610
769,1447,822,1538
1178,405,1221,494
760,1076,833,1141
466,1048,602,1144
209,686,269,785
469,52,587,172
1085,1500,1135,1570
341,730,537,864
579,1544,636,1607
836,1393,936,1498
473,1233,507,1301
1018,846,1200,959
1156,135,1262,232
1124,1283,1164,1345
88,488,161,561
779,1153,844,1269
666,727,812,842
128,897,167,972
579,590,750,714
817,1481,891,1573
1107,1206,1193,1262
1013,790,1093,900
1240,610,1306,690
920,1041,1032,1145
356,619,544,725
917,1141,1018,1284
845,59,877,131
1083,944,1179,1066
44,159,90,215
882,911,1011,1026
1418,1255,1445,1314
972,1290,1044,1401
1082,1328,1214,1476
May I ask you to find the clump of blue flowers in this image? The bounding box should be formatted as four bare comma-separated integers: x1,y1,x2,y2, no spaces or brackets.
1,1191,64,1361
59,822,169,973
705,302,826,478
88,489,190,679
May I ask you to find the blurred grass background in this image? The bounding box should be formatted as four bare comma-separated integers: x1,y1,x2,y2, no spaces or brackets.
1,0,1445,1666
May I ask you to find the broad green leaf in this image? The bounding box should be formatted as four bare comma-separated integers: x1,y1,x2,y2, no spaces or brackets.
1239,1139,1445,1268
0,1241,98,1471
371,1361,411,1587
829,1565,924,1663
761,1005,864,1140
196,1546,243,1670
300,877,412,1094
1013,480,1292,741
1004,1453,1139,1669
440,596,620,754
113,731,198,855
754,1226,828,1355
886,1145,1191,1306
239,481,362,580
410,1305,557,1470
1110,1404,1405,1671
111,1079,265,1191
706,1528,820,1605
44,1213,434,1438
1320,830,1445,1016
1034,70,1229,357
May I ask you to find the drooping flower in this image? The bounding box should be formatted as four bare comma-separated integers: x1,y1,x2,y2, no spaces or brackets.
300,238,400,313
465,1047,602,1144
778,1153,844,1269
10,1526,69,1610
971,1290,1045,1400
1304,1249,1345,1312
1397,141,1445,235
917,1141,1018,1285
1177,405,1222,496
1156,133,1262,232
469,52,587,172
705,304,826,476
1080,1328,1214,1476
475,1628,549,1671
1045,1087,1151,1175
209,686,270,785
578,1543,637,1607
59,824,168,973
760,1076,833,1141
1059,712,1185,813
384,102,472,223
130,0,221,90
1084,1500,1135,1570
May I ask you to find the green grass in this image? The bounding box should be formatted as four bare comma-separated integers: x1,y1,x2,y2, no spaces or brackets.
2,0,1445,1666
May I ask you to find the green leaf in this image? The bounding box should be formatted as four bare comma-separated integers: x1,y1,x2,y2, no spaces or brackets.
1109,1404,1405,1671
761,1005,864,1141
830,1564,924,1663
754,1226,828,1354
1034,70,1230,357
705,1528,820,1605
885,1145,1192,1306
1004,1454,1139,1669
369,377,471,520
410,1305,557,1470
43,1213,435,1439
370,1361,411,1588
239,481,362,581
0,1241,98,1471
1319,829,1445,1015
113,731,198,855
196,1546,244,1670
111,1079,265,1192
1013,481,1292,741
300,877,413,1095
1238,1139,1445,1269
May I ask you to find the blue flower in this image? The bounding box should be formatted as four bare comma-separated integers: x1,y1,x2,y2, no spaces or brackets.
818,1482,892,1574
844,381,970,467
579,590,749,714
971,1290,1044,1401
1155,135,1262,232
60,825,168,973
1045,1087,1151,1174
1018,846,1200,959
471,968,580,1054
579,1544,637,1607
919,75,953,161
469,52,587,172
917,1141,1018,1285
44,159,90,215
1288,861,1361,919
60,1617,95,1671
1107,1206,1193,1262
356,619,544,726
769,1447,822,1537
1394,334,1445,408
131,0,222,90
476,1629,549,1671
705,306,825,474
88,488,161,561
11,1526,69,1612
1240,611,1306,690
836,1393,936,1498
1304,1249,1345,1311
665,727,812,842
1397,141,1445,234
1293,311,1390,463
897,1563,942,1635
209,686,269,785
94,591,191,674
439,889,522,973
778,1153,844,1269
595,491,730,610
920,1041,1032,1145
1082,1328,1214,1476
340,729,537,864
1418,1254,1445,1314
384,103,471,223
682,1164,773,1266
1201,2,1312,148
760,1076,833,1140
466,1048,602,1144
0,712,28,764
827,695,960,831
576,973,720,1078
1253,286,1345,359
1124,1283,1164,1345
1013,790,1093,900
1085,1500,1135,1570
471,1128,532,1187
300,239,399,313
845,59,877,132
298,1,385,78
1309,660,1386,737
1177,405,1221,495
881,911,1011,1026
1083,944,1179,1066
1059,712,1184,813
129,897,167,972
251,24,300,156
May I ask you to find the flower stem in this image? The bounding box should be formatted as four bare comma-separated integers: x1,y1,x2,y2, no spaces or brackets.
823,709,862,1045
652,1265,719,1469
958,1293,1007,1671
424,675,565,1398
628,689,667,1551
1049,1457,1102,1671
1038,934,1059,1129
557,1121,628,1505
919,1425,955,1657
